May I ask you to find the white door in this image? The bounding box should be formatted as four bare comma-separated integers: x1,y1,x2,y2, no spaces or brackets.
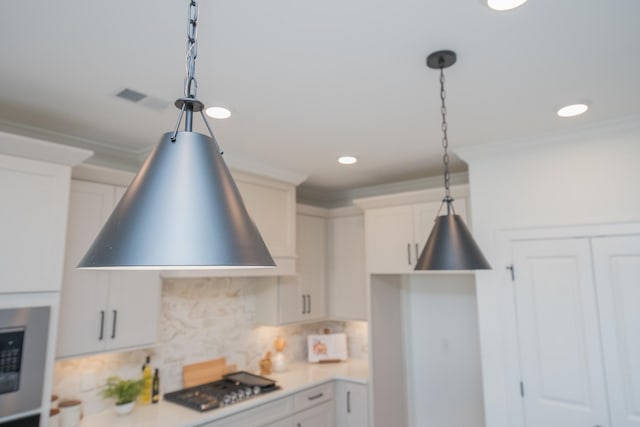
512,238,609,427
592,235,640,427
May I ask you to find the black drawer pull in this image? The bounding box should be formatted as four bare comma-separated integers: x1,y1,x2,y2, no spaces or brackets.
111,310,118,339
307,392,324,401
98,310,105,340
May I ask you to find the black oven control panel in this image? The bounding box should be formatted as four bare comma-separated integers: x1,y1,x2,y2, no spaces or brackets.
0,327,24,395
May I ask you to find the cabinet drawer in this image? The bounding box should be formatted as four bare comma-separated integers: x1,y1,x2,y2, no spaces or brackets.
293,382,334,413
208,395,294,427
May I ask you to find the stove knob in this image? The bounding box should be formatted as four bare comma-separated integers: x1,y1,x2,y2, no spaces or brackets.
230,391,238,402
237,389,245,400
253,386,261,395
223,394,232,405
245,387,253,397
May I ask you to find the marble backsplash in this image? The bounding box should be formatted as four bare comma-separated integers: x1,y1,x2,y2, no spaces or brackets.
53,277,368,415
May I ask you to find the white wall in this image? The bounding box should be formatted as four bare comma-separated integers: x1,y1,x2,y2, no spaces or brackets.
404,274,485,427
457,116,640,427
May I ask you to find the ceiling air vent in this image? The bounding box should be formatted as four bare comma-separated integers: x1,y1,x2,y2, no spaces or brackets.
114,88,169,111
116,88,147,103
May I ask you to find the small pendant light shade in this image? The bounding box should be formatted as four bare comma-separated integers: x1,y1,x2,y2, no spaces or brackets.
415,213,491,270
414,49,490,271
77,131,275,269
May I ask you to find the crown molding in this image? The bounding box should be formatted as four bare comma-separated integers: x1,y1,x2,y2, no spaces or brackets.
456,113,640,163
0,130,92,166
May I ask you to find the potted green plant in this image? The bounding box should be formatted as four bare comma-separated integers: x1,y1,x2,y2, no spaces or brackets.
101,376,145,415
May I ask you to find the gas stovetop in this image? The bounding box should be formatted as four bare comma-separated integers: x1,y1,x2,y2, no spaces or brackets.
164,371,280,412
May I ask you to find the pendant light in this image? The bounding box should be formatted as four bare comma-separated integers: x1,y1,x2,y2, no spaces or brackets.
414,50,491,271
78,0,275,270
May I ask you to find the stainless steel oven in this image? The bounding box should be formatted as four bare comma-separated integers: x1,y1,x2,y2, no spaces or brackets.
0,306,49,420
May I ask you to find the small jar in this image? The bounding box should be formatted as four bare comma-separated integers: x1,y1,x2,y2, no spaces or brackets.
58,399,82,427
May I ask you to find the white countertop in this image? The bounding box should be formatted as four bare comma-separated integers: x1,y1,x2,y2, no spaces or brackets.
80,359,368,427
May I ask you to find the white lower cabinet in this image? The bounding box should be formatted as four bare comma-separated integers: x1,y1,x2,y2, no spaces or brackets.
207,396,294,427
57,180,161,358
203,382,338,427
293,401,335,427
335,381,368,427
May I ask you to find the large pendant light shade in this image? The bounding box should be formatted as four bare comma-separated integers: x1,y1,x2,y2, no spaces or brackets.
78,131,274,269
414,50,490,271
78,0,274,270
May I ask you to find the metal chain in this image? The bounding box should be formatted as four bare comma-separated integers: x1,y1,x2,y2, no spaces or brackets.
439,65,451,201
184,0,199,98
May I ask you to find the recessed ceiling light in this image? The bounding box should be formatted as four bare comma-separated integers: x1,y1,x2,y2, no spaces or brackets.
205,107,232,119
487,0,528,11
338,156,358,165
557,103,589,118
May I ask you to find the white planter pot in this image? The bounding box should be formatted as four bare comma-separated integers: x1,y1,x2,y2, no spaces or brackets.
114,401,135,416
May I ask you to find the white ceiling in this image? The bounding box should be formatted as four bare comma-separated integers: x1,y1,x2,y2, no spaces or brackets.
1,0,639,201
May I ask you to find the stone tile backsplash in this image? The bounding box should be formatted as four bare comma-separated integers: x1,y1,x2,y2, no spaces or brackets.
53,277,368,415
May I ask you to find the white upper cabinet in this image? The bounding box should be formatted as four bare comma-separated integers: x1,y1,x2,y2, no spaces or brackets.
355,185,469,274
255,205,327,325
57,180,161,358
328,210,367,321
0,132,91,294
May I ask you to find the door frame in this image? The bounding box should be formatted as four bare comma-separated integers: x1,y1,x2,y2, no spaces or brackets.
495,221,640,427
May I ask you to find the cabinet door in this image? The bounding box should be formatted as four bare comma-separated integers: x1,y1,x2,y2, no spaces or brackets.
592,235,640,427
336,381,369,427
106,271,161,351
412,202,442,264
512,238,609,427
329,215,367,320
293,401,335,427
235,175,296,258
57,181,113,357
0,155,70,293
297,214,327,321
364,206,413,273
277,276,305,324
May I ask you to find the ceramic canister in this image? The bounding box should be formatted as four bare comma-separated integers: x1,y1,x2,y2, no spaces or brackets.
58,400,82,427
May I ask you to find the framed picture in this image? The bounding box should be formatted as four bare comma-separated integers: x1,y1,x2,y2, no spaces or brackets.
307,333,348,363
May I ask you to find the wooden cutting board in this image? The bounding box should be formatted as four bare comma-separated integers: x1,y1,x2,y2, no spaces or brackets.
182,357,237,388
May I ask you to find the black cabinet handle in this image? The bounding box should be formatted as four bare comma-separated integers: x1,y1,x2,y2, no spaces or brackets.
407,243,411,265
302,295,306,314
111,310,118,339
308,294,311,314
307,392,324,401
98,310,105,340
347,390,351,413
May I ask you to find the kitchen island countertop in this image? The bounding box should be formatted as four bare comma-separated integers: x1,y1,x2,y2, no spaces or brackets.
79,359,368,427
